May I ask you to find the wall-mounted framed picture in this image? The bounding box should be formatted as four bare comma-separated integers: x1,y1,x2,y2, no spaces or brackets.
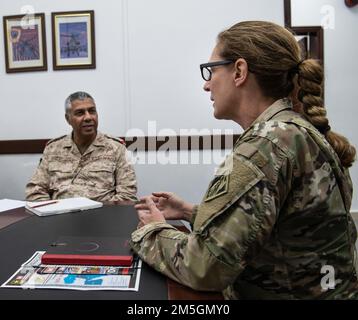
3,13,47,73
51,10,96,70
284,1,324,66
292,26,324,66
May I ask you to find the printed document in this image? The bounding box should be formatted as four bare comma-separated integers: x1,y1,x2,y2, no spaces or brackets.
1,251,142,291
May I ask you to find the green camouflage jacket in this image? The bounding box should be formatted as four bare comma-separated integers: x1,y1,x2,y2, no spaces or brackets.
130,99,358,299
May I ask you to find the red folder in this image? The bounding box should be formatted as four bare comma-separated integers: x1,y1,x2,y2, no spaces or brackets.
41,236,133,266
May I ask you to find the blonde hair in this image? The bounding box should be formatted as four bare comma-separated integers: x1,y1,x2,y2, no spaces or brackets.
218,21,356,167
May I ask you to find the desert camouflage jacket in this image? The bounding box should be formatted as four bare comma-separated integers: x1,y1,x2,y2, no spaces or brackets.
26,132,138,202
130,99,358,299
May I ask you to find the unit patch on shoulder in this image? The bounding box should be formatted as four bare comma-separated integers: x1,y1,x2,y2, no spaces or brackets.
204,174,229,202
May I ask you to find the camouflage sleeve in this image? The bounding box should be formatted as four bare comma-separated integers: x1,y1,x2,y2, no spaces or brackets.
190,205,199,228
110,145,138,202
25,150,52,201
130,180,279,291
130,139,291,291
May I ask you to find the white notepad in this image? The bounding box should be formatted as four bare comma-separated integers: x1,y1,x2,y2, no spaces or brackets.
25,197,103,216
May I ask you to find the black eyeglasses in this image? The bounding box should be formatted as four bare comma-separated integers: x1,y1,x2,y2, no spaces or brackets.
200,60,234,81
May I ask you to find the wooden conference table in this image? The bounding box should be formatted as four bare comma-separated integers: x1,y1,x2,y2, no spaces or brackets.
0,204,223,300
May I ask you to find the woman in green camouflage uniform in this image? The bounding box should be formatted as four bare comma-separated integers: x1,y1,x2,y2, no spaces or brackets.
130,21,358,299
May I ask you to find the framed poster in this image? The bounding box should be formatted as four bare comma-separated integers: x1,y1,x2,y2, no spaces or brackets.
52,10,96,70
3,13,47,73
292,26,324,65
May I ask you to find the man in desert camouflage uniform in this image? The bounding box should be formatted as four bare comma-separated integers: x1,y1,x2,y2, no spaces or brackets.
130,98,358,299
26,91,137,202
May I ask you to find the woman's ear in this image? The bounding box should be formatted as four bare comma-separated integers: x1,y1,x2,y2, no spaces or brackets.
233,58,249,87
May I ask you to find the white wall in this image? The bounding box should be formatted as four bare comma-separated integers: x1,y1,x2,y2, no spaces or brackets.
0,0,129,139
0,0,283,139
126,0,283,133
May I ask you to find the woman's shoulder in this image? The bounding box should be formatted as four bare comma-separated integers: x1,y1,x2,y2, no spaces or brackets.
248,115,312,157
252,117,307,139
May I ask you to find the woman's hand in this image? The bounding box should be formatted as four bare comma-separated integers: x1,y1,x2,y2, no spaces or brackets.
134,196,166,227
134,192,194,227
150,192,194,221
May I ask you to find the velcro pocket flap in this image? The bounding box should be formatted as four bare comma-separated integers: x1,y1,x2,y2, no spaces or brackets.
237,142,268,168
48,161,72,173
194,154,264,231
87,163,114,173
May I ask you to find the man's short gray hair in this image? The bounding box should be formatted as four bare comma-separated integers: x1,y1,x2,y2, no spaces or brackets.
64,91,95,113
